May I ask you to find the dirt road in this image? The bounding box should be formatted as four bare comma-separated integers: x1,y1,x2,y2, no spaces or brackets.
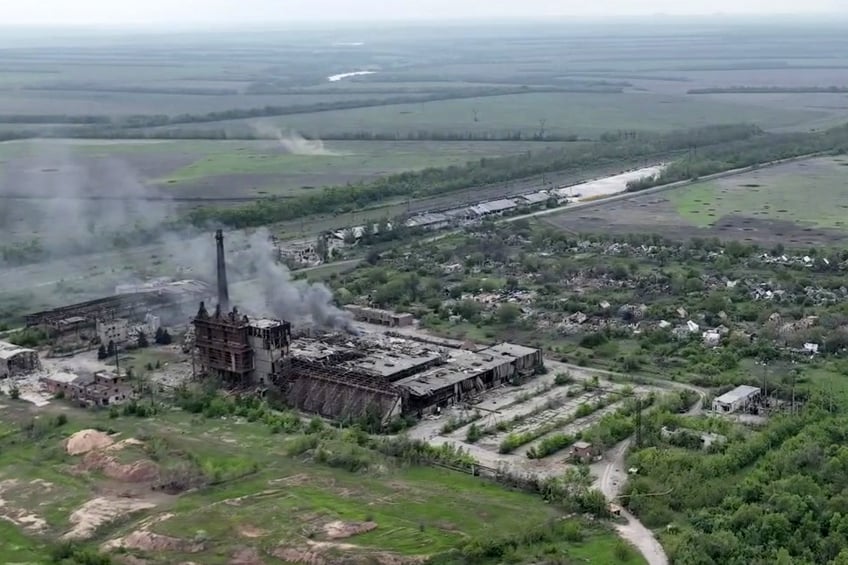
589,382,706,565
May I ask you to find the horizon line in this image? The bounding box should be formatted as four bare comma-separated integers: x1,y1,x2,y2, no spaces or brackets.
1,12,847,30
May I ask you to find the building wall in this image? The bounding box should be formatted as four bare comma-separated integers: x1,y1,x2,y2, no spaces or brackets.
345,305,414,328
248,335,286,385
97,319,129,345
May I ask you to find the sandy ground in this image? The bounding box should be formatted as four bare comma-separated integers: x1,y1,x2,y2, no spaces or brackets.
64,497,157,540
66,429,114,456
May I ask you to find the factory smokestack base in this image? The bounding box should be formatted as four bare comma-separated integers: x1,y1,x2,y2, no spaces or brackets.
215,229,230,311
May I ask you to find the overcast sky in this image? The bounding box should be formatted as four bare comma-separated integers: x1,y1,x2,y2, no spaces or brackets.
1,0,844,26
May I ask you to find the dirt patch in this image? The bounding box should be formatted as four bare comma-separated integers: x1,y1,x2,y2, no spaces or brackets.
238,524,269,538
65,497,156,540
323,520,378,540
272,546,328,565
103,530,204,553
268,473,311,486
230,547,265,565
79,450,160,483
546,201,848,246
272,542,426,565
66,429,114,455
0,479,48,532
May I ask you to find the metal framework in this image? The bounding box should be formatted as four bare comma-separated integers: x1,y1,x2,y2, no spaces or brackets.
284,359,401,422
193,303,254,380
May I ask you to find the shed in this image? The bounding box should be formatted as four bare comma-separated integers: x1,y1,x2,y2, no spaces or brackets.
570,441,595,462
712,385,761,414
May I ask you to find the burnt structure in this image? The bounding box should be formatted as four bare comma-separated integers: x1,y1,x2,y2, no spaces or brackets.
25,281,210,335
194,303,254,380
191,229,543,426
283,334,545,424
193,231,291,385
286,359,402,423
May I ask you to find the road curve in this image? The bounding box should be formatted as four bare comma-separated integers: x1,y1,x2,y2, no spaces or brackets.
588,371,706,565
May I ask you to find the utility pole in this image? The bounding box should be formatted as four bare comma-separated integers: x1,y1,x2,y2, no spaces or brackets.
635,397,642,448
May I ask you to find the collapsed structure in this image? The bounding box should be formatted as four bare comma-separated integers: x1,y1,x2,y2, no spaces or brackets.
192,230,544,425
193,231,292,385
41,370,133,407
283,333,542,424
0,340,41,379
25,279,210,339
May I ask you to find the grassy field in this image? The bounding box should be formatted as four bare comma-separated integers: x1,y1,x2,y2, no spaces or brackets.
154,139,577,191
0,400,642,565
154,91,830,139
541,155,848,246
669,156,848,230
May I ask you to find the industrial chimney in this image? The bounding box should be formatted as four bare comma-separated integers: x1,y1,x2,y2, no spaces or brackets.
215,229,230,312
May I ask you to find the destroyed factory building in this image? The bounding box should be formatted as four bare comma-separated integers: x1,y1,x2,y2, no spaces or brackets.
0,340,41,379
192,230,544,426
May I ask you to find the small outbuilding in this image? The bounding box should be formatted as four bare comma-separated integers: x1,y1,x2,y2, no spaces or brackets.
570,440,595,463
712,385,761,414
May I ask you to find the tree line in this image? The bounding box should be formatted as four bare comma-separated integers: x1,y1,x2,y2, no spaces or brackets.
185,123,766,228
0,86,592,129
23,83,240,96
626,123,848,192
0,127,584,142
689,86,848,94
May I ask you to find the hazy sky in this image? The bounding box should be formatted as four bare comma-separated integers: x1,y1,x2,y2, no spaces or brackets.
1,0,844,25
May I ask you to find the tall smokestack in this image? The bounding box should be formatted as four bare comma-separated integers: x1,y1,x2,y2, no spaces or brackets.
215,229,230,311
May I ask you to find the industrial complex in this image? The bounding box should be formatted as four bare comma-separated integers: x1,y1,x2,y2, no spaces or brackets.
2,228,546,427
189,230,545,425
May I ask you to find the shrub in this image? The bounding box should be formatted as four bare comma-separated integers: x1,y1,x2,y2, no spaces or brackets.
562,521,583,542
466,423,483,443
7,328,48,348
9,386,20,400
614,540,634,561
527,433,575,459
554,372,573,386
286,434,320,456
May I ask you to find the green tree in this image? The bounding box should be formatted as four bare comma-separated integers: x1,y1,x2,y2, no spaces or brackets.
496,303,522,325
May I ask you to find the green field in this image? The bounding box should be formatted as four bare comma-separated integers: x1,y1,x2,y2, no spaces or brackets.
669,156,848,230
0,402,642,564
155,139,577,189
160,91,830,139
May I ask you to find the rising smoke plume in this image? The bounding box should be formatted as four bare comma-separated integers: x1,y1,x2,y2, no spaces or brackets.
0,140,353,333
250,121,342,156
0,139,173,261
230,229,354,331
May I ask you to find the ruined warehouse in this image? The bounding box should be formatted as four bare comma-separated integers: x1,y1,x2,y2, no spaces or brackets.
0,340,41,379
25,280,210,337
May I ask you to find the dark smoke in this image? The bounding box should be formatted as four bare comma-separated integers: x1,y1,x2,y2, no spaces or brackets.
228,229,354,331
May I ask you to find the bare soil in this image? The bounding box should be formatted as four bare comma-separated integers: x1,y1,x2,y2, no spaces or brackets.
544,194,848,245
64,497,156,540
322,520,378,540
79,450,160,483
103,529,204,553
0,479,48,532
66,429,115,455
230,547,266,565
